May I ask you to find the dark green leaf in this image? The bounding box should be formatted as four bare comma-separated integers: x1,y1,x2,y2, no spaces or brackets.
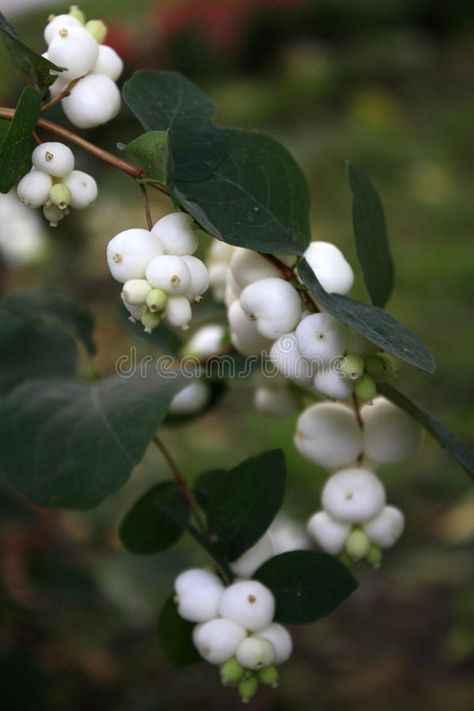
193,469,226,509
207,449,286,561
379,383,474,479
0,86,41,193
125,130,172,187
348,162,394,307
0,12,64,87
3,289,96,355
254,550,358,624
157,596,201,667
0,372,184,510
298,259,436,374
119,482,189,553
175,129,311,255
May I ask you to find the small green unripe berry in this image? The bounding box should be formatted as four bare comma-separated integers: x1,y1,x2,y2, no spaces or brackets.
141,310,161,334
69,5,85,23
220,658,245,686
340,354,365,381
85,19,107,43
354,374,377,402
257,665,279,687
49,183,72,209
366,352,399,378
146,288,168,313
238,674,258,703
366,544,383,569
345,529,370,560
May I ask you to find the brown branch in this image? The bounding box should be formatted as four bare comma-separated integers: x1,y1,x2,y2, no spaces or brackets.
140,184,153,230
261,252,320,312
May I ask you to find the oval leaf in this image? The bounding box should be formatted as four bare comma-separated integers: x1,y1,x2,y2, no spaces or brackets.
157,596,201,667
297,259,436,374
207,449,286,561
119,482,189,554
254,550,358,624
348,162,394,307
0,85,41,193
125,130,172,187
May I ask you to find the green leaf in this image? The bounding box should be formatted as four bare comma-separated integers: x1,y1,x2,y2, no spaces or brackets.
193,469,226,509
175,128,311,255
0,373,184,510
207,449,286,561
379,383,474,479
125,130,172,187
348,162,394,307
157,596,201,667
254,550,358,624
0,12,64,87
3,289,96,355
123,70,311,254
298,259,436,374
119,482,189,554
0,86,41,193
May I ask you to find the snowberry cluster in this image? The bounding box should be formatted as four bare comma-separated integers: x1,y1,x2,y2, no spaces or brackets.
43,6,122,128
174,569,292,702
17,142,97,226
106,212,209,332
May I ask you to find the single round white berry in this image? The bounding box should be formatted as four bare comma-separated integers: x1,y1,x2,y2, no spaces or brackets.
151,212,198,256
209,239,235,262
17,170,52,208
183,324,225,357
122,300,145,322
270,333,314,386
42,202,67,227
322,467,386,523
230,247,281,289
254,385,296,417
121,279,151,306
169,381,209,415
44,14,83,45
218,581,275,632
146,255,192,295
192,618,246,665
90,43,123,80
296,313,348,363
257,623,293,665
48,25,99,81
313,366,354,400
182,256,209,301
165,296,192,329
269,515,311,554
107,228,164,283
62,74,121,128
236,637,275,671
63,170,98,209
239,278,302,339
174,568,222,596
304,241,354,294
230,532,275,578
363,505,405,548
32,142,74,178
307,511,350,554
176,577,224,623
294,402,362,470
228,300,272,356
361,397,423,464
208,262,230,302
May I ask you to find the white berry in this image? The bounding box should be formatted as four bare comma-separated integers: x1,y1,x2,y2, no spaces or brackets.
193,618,246,665
169,381,209,414
239,278,302,339
62,74,121,128
257,623,293,664
146,255,191,295
230,247,281,289
270,333,314,386
236,637,275,670
151,212,198,255
165,296,192,328
304,241,354,294
228,300,272,356
17,170,52,208
218,580,275,632
182,256,209,301
43,202,67,226
63,170,98,209
363,505,405,548
174,568,222,596
32,142,74,178
107,228,164,283
44,14,83,45
313,366,354,400
296,313,347,363
322,467,386,523
269,515,311,554
294,402,362,470
184,324,225,357
48,26,99,81
361,397,423,464
121,279,151,306
122,300,145,322
307,510,350,554
230,532,275,578
91,44,123,81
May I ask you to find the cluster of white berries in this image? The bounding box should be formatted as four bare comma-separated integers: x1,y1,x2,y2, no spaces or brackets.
17,142,97,226
174,569,292,702
43,6,123,128
106,213,209,332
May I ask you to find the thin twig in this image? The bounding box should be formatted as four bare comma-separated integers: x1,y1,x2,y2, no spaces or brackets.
140,184,153,230
41,77,81,113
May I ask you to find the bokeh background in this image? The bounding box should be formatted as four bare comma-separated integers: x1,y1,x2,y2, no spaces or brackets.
0,1,473,709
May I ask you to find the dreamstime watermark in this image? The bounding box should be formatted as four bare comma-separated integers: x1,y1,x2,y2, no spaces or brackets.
115,343,348,381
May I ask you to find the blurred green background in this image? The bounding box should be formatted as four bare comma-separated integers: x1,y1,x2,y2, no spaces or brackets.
0,1,473,709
